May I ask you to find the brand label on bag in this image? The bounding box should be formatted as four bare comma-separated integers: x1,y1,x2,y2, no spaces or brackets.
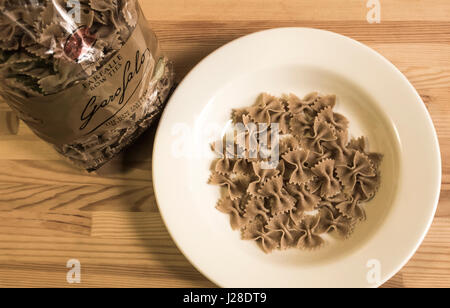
78,43,152,136
4,15,156,147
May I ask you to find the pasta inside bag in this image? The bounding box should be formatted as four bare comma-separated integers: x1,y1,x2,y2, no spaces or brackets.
0,0,174,171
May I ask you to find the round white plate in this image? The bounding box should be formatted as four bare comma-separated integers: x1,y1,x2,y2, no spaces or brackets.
152,28,441,288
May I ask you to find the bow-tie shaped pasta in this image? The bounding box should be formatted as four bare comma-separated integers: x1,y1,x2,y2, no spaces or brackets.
242,218,279,253
235,114,268,158
233,158,254,175
231,107,249,124
216,196,249,230
322,130,354,165
209,92,382,253
258,176,296,215
335,188,367,220
208,173,250,201
335,151,377,195
282,148,316,185
266,213,302,250
316,206,356,238
270,109,292,134
302,118,337,154
309,159,342,198
289,112,312,138
286,93,315,115
308,94,337,116
247,161,283,198
285,183,320,219
278,135,300,155
247,93,285,124
211,140,238,175
244,198,271,223
317,106,349,132
294,215,325,250
1,0,146,97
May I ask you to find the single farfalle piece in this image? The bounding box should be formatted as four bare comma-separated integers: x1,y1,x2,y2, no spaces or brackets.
244,197,271,223
289,91,321,117
335,188,367,220
247,93,285,124
322,129,353,165
266,213,302,250
317,106,349,132
316,206,356,238
335,151,376,194
216,196,249,230
247,161,282,198
208,173,250,201
282,148,315,185
286,183,321,212
242,218,279,253
308,159,341,198
357,171,380,200
258,176,296,215
285,93,313,115
302,118,337,154
294,215,325,250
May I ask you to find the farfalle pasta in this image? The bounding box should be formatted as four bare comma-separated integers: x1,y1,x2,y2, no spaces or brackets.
0,0,174,171
209,92,382,253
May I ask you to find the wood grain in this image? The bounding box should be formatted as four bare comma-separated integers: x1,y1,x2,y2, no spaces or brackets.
141,0,450,22
0,0,449,288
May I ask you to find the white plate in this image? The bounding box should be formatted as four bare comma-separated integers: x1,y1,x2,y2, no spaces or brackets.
152,28,441,288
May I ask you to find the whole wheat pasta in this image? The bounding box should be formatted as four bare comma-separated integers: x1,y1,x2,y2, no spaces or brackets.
209,92,382,253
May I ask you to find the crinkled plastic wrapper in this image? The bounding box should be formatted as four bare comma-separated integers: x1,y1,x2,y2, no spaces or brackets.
0,0,174,171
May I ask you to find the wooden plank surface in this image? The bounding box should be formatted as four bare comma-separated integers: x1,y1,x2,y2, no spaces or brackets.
0,0,449,288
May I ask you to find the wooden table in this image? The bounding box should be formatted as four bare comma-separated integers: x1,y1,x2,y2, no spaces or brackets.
0,0,449,288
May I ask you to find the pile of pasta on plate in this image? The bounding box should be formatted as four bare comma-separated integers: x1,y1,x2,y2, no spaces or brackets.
209,92,382,253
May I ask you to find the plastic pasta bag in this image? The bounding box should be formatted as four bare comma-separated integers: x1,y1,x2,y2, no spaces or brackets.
0,0,174,171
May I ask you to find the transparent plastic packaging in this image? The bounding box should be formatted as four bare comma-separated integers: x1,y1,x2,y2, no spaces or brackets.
0,0,174,171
